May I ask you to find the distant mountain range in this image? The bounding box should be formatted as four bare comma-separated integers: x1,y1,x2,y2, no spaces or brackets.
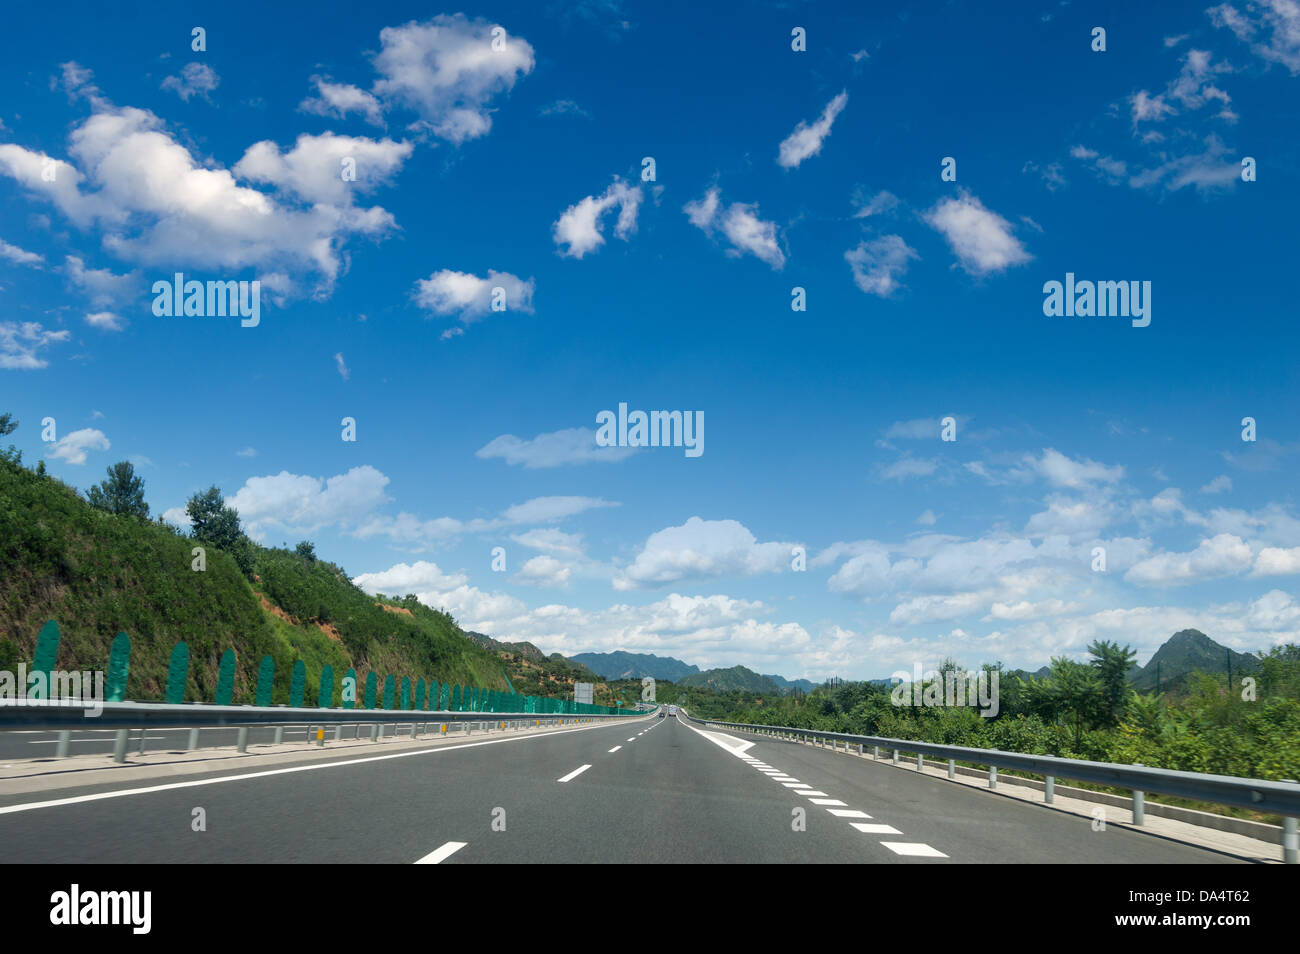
569,651,700,682
763,673,817,694
569,651,816,694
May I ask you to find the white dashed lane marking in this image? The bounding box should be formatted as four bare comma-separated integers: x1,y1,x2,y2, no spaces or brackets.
882,842,948,857
414,841,467,864
557,764,592,783
608,746,621,753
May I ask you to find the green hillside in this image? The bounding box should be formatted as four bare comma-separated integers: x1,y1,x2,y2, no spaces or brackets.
1128,628,1259,693
0,452,512,704
679,665,781,694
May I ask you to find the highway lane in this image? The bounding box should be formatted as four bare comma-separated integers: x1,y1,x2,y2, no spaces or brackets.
0,714,1245,863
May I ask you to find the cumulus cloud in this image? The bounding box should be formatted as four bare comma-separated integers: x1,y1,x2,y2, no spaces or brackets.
1125,533,1254,586
552,178,641,258
515,555,574,587
85,311,124,331
845,235,917,296
228,465,393,539
615,517,797,589
0,72,404,297
777,90,848,168
1254,546,1300,576
683,187,785,269
47,427,110,465
413,268,535,337
299,76,385,126
476,427,637,467
1029,448,1124,489
923,191,1031,275
370,15,535,143
234,132,412,206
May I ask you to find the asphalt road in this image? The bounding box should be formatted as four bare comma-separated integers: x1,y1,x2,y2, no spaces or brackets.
0,714,1244,863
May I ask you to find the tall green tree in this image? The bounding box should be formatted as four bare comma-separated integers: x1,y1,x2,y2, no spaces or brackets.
1088,639,1137,727
86,461,150,518
186,485,253,574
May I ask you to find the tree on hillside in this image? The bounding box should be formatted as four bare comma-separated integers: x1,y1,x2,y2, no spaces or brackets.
1088,640,1137,726
0,412,19,464
295,540,316,561
186,485,253,574
86,461,150,518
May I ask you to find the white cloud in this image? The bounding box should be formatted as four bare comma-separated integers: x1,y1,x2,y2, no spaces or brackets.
922,191,1031,275
65,255,137,307
235,447,257,458
1124,533,1254,586
234,132,412,206
1029,448,1124,489
510,528,586,555
334,352,349,380
299,76,385,126
85,311,123,332
615,517,797,589
917,509,937,526
354,495,616,548
1254,547,1300,576
1210,0,1300,74
1201,474,1233,494
515,555,574,587
413,269,535,337
47,427,110,465
552,178,641,258
0,238,43,266
683,187,785,269
227,465,393,539
370,15,536,143
0,322,71,369
476,427,636,468
845,235,917,296
161,63,220,102
0,79,401,297
777,90,848,168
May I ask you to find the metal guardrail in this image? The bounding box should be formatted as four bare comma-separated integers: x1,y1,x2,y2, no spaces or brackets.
0,700,641,763
686,713,1300,862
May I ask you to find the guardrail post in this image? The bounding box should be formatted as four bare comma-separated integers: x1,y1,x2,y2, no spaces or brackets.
370,724,378,741
892,749,899,765
137,729,147,756
1284,816,1298,865
113,728,129,763
948,758,955,779
916,753,923,771
1132,763,1145,825
273,726,283,746
873,745,879,760
237,727,248,753
334,726,342,741
988,766,997,789
56,730,70,758
1045,775,1055,803
857,742,863,756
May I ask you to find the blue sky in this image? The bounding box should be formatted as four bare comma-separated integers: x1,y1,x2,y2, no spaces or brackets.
2,0,1299,680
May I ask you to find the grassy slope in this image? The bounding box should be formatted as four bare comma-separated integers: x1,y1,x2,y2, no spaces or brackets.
0,459,509,703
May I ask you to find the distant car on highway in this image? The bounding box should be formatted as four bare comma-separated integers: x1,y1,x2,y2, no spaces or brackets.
658,707,665,718
667,705,677,717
